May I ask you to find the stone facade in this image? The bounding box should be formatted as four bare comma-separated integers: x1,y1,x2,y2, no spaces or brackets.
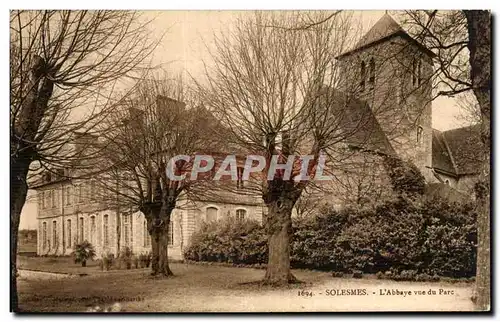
36,179,264,260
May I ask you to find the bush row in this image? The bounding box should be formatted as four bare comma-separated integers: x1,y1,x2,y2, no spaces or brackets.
98,247,152,271
184,197,477,278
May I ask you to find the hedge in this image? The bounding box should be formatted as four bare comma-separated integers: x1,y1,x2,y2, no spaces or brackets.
184,197,477,278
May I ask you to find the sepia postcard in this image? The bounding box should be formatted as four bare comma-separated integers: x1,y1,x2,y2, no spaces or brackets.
10,9,491,313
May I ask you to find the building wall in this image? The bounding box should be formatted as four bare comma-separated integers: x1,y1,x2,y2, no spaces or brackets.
36,181,264,260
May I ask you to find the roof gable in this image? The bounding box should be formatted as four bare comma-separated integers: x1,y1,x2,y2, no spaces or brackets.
336,13,435,59
432,129,456,175
355,14,404,51
319,87,395,155
432,124,483,176
442,125,483,175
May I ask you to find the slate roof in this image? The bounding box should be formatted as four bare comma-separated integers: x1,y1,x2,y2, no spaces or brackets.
432,125,482,176
336,13,436,59
318,87,396,156
354,14,404,51
432,129,456,175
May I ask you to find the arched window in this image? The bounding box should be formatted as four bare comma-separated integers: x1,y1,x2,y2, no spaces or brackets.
143,219,151,247
45,190,51,209
52,220,57,249
168,221,174,246
103,215,109,247
123,215,130,246
417,126,424,143
368,58,375,88
236,167,244,189
90,215,96,245
360,61,366,92
42,222,47,249
79,217,84,242
67,219,72,248
417,59,422,86
206,207,218,222
236,209,246,221
445,180,450,185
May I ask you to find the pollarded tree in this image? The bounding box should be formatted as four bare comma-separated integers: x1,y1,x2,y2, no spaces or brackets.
197,11,390,284
10,10,157,310
96,75,221,276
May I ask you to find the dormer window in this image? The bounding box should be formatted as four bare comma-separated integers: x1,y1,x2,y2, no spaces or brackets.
360,61,366,92
236,167,244,189
368,58,375,89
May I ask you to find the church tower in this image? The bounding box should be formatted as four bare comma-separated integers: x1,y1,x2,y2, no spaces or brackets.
335,13,436,182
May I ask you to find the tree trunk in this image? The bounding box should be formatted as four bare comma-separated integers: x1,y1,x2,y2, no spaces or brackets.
149,203,173,277
263,196,298,285
10,155,31,312
464,10,491,311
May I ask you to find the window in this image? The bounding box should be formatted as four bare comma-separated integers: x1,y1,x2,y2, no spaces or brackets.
368,58,375,88
143,220,150,247
79,217,84,242
417,126,424,143
42,222,47,249
236,209,246,221
445,180,450,185
360,61,366,92
167,221,174,246
90,180,96,202
52,220,57,248
412,58,422,87
51,189,57,208
206,207,218,222
417,59,422,86
67,219,72,248
103,215,109,247
40,191,45,209
78,185,84,203
236,167,244,189
65,185,72,205
123,215,130,246
90,216,96,245
45,190,51,209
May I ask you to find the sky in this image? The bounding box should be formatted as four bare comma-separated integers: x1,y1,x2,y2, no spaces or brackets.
18,10,475,230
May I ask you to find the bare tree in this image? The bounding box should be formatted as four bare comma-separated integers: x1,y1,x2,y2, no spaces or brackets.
197,11,389,284
10,10,158,310
96,75,220,276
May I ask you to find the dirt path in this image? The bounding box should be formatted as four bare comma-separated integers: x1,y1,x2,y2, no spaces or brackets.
125,277,474,312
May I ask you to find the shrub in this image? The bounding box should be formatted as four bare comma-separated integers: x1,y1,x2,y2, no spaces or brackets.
382,156,426,197
184,217,267,265
132,255,139,269
185,197,477,279
72,240,96,267
102,253,114,271
119,246,133,270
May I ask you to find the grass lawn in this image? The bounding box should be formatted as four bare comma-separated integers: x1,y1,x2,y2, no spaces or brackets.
18,259,476,312
17,255,101,275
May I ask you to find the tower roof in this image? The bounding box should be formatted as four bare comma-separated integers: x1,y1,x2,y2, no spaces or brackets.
336,13,436,59
355,13,404,51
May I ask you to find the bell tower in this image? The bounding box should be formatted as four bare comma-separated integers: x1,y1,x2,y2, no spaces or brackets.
335,13,435,182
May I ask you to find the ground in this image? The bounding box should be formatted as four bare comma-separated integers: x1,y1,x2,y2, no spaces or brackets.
17,256,475,312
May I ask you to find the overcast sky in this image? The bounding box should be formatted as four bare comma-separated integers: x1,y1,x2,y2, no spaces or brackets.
19,10,475,230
